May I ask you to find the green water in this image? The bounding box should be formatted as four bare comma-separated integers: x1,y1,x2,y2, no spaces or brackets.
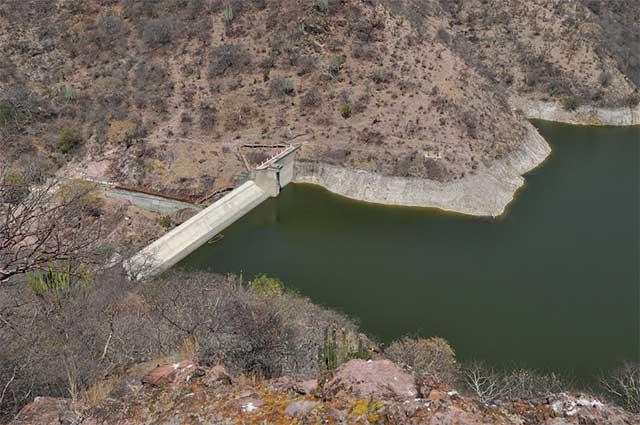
180,121,639,380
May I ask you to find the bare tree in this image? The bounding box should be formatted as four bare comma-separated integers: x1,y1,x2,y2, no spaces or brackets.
0,170,103,284
601,362,640,413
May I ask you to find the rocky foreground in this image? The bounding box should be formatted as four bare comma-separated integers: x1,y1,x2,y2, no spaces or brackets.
10,358,637,425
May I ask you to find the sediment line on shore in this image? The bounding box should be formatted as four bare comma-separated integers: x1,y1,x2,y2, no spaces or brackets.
294,122,551,217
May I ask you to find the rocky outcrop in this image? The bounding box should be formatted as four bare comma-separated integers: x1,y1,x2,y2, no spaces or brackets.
9,359,639,425
295,122,551,217
9,397,78,425
140,359,195,387
325,359,418,400
521,100,640,126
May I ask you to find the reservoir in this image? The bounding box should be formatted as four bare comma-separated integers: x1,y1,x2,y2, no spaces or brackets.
180,121,639,381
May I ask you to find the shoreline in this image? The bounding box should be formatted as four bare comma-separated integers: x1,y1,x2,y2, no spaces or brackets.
520,100,640,126
294,105,639,217
294,122,551,218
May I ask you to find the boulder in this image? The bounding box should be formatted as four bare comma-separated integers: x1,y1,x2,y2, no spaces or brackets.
325,359,417,400
141,359,194,387
204,364,232,386
293,379,318,395
285,400,318,417
10,397,77,425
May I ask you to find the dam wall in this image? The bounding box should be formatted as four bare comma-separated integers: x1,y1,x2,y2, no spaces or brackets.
127,181,269,280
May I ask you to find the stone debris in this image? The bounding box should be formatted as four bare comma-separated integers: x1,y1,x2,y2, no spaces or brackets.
9,360,639,425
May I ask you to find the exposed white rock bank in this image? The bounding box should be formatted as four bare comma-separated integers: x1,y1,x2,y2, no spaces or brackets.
294,122,551,217
521,100,640,126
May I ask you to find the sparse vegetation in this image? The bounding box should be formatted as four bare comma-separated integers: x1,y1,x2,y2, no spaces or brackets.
563,96,580,111
158,215,172,229
340,103,352,118
0,102,15,127
386,337,459,387
301,88,322,109
248,274,284,297
328,55,345,77
270,77,295,97
372,67,386,84
142,18,173,47
315,0,329,13
463,361,566,403
222,5,234,26
209,44,251,77
601,363,640,413
58,127,82,153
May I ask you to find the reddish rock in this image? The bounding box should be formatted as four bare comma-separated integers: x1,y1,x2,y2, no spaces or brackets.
141,359,194,387
10,397,77,425
325,359,417,400
293,379,318,395
204,364,232,386
427,389,444,401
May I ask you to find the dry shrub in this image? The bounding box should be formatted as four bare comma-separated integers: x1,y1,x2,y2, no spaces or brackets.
301,88,323,109
601,362,640,413
82,376,121,408
209,44,251,77
385,337,459,387
463,361,566,403
224,102,253,131
0,270,360,420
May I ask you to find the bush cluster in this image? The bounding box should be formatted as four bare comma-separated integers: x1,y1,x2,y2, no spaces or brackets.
0,271,358,420
58,127,82,153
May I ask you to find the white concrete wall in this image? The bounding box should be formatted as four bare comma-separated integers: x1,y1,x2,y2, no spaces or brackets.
278,153,295,187
127,181,269,280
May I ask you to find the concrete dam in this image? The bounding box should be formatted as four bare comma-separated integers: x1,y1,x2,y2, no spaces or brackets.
127,145,298,280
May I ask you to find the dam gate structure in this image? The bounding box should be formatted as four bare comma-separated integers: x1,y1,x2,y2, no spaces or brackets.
127,144,299,280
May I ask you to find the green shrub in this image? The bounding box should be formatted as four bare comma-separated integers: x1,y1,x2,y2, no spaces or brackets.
372,67,386,83
316,0,329,12
158,215,172,229
0,102,16,127
29,264,90,300
340,103,352,118
386,337,459,386
58,127,82,153
222,5,234,25
328,55,345,77
248,274,284,297
63,86,76,103
270,77,295,97
563,96,579,111
56,179,103,216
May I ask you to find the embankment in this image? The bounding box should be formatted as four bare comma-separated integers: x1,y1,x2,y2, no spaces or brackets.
521,100,640,126
294,122,551,217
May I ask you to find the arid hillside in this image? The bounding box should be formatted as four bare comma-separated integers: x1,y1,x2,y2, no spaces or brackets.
1,0,637,197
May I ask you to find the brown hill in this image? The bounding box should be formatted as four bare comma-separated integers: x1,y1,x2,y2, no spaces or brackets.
1,0,637,196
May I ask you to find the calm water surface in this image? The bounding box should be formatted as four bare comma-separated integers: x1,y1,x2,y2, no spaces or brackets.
180,121,639,380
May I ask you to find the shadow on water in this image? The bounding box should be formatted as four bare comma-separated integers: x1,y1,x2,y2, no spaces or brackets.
180,121,640,383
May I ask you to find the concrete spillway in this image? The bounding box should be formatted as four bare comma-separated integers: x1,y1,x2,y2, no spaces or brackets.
128,181,269,280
